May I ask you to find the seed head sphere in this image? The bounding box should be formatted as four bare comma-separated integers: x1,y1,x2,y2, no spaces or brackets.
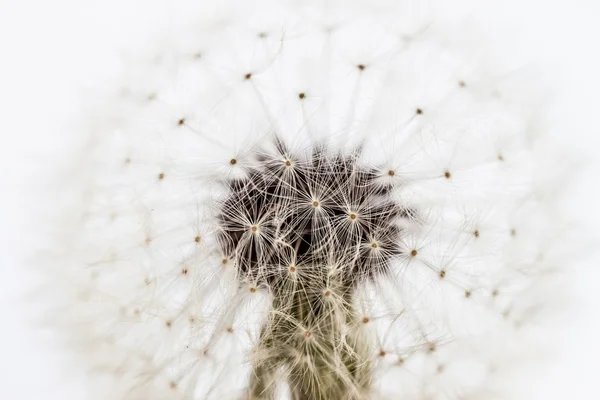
42,1,566,399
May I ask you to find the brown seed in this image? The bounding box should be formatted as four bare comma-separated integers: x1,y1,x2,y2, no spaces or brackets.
194,236,201,243
362,316,370,324
230,158,237,165
510,229,517,237
439,270,446,279
165,320,172,328
285,160,292,167
312,200,319,207
169,382,177,389
251,226,258,232
444,170,451,179
459,80,466,87
349,213,357,220
304,331,312,338
245,73,252,80
324,290,332,297
181,268,188,275
249,287,256,293
410,249,418,257
289,265,296,273
379,349,386,357
371,242,378,249
178,118,185,125
221,258,229,265
388,169,395,176
416,108,423,115
298,92,305,99
498,153,504,161
473,230,479,238
158,172,165,180
357,64,366,71
465,290,472,298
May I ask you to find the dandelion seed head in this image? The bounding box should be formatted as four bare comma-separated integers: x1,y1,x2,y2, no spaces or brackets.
38,1,568,399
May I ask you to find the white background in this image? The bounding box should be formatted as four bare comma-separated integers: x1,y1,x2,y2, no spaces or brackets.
0,0,599,398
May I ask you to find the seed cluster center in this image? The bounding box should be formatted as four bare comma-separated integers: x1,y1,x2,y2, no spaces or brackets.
218,142,407,290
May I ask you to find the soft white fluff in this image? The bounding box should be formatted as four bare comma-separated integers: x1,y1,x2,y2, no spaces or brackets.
43,1,566,399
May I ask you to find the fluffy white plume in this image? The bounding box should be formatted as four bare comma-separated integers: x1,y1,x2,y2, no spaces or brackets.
40,1,568,399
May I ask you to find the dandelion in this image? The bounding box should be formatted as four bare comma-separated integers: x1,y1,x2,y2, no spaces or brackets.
42,1,567,399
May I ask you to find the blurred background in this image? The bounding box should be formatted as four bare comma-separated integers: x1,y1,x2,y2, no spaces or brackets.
0,0,598,398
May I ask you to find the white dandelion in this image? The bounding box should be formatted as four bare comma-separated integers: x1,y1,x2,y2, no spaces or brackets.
38,1,569,399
